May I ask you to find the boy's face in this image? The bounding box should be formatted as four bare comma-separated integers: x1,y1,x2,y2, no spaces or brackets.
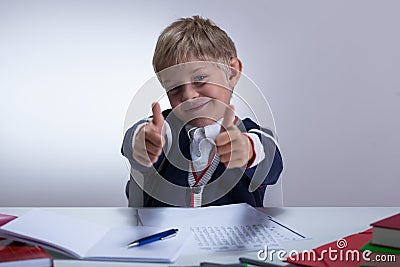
159,59,241,127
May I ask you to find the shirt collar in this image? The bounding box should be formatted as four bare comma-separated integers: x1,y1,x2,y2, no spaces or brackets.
185,119,223,141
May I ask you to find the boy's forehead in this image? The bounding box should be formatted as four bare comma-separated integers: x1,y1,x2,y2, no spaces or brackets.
158,61,221,87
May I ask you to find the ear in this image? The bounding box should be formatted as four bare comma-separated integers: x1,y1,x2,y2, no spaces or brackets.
228,57,242,88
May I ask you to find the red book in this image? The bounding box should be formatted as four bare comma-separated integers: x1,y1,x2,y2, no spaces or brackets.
284,229,373,267
0,214,17,226
371,213,400,249
0,214,53,267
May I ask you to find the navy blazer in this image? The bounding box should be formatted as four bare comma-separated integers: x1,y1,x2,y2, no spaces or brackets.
122,109,283,207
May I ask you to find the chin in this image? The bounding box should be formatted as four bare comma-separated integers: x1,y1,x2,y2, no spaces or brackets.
187,117,216,127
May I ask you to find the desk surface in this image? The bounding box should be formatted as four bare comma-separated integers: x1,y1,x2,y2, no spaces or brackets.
0,207,398,266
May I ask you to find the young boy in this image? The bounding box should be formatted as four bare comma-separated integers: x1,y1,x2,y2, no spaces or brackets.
122,16,283,207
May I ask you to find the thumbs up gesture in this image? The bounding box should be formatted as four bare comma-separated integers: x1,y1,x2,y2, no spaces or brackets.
133,102,165,167
215,105,254,169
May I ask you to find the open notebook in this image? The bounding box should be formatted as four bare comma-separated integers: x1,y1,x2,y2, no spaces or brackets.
0,209,188,263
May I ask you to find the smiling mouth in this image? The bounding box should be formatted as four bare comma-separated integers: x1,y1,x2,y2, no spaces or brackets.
184,100,211,112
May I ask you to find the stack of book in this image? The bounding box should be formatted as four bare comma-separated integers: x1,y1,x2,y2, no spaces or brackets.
0,214,53,267
283,213,400,267
360,213,400,267
0,238,53,267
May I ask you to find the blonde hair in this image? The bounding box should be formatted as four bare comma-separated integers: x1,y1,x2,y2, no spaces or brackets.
152,16,237,73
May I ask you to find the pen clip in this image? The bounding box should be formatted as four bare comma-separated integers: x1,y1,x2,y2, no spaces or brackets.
160,231,178,240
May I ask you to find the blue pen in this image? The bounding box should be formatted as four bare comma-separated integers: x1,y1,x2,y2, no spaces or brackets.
127,228,178,248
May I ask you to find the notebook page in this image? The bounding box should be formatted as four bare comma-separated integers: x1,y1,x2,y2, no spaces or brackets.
0,209,109,258
85,226,189,263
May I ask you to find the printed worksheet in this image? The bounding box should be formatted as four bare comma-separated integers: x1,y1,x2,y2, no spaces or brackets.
189,224,280,252
138,203,308,252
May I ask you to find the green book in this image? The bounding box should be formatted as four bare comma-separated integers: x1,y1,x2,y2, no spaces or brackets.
360,241,400,255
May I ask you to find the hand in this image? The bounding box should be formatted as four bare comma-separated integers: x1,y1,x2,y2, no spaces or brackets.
215,105,254,169
133,102,165,167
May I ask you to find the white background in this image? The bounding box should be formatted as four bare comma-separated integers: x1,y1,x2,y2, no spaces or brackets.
0,0,399,206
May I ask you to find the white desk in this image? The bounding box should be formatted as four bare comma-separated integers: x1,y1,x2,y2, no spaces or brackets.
0,207,398,266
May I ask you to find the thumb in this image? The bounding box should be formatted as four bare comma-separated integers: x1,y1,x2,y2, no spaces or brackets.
151,102,164,131
220,104,235,133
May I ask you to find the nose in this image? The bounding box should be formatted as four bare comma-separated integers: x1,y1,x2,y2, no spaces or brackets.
180,83,199,101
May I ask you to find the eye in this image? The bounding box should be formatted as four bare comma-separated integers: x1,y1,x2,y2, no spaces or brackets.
193,75,207,82
167,86,181,96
